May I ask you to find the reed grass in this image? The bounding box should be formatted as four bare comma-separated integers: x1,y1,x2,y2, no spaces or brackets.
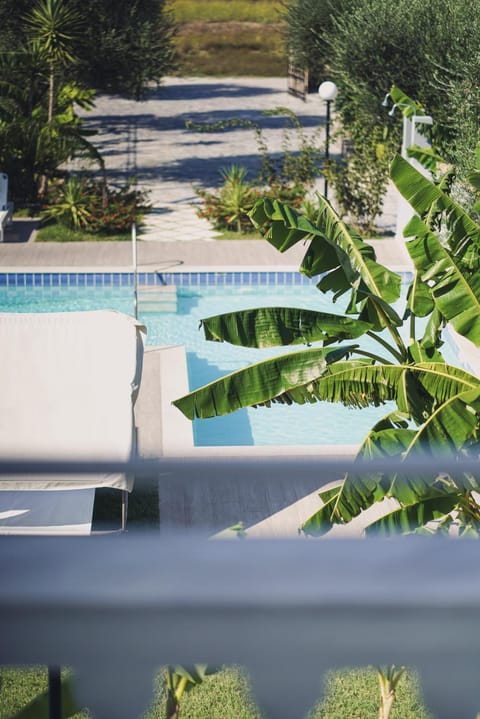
171,0,287,76
175,24,286,76
172,0,283,23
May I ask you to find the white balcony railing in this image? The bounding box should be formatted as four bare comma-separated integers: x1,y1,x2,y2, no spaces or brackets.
1,457,480,719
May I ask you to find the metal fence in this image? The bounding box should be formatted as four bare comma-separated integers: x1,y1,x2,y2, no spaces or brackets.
1,457,480,719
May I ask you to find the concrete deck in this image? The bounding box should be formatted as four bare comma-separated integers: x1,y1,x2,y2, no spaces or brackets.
0,231,412,273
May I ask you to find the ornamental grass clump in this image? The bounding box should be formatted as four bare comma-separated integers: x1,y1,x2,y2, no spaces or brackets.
191,108,322,234
41,175,150,235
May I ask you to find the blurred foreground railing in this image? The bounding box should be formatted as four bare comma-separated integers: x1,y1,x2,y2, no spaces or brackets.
1,456,480,719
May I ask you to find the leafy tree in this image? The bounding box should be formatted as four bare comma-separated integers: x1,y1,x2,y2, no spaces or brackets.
23,0,82,124
23,0,83,195
173,136,480,537
62,0,177,99
0,48,102,204
0,0,177,100
280,0,353,90
282,0,480,229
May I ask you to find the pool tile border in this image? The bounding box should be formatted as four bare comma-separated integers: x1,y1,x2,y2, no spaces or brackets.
0,271,320,288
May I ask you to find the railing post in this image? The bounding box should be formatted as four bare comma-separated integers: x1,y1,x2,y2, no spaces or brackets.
48,666,62,719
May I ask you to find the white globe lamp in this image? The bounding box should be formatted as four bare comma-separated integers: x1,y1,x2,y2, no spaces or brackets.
318,81,338,102
317,81,338,200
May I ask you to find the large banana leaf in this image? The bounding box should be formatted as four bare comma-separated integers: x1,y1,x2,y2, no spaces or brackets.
406,217,480,346
389,85,423,116
365,493,462,536
173,345,357,419
308,361,478,418
302,380,480,536
406,145,444,173
356,291,403,333
391,154,480,254
249,197,401,306
200,307,372,348
174,352,480,421
249,197,324,251
406,271,434,318
402,387,480,457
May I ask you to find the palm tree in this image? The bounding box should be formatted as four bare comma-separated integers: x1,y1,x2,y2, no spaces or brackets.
173,140,480,537
23,0,82,195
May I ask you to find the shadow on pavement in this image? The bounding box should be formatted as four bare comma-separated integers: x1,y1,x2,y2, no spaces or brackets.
147,81,280,102
4,219,39,243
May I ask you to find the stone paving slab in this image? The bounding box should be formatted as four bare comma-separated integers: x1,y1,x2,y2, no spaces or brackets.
76,75,397,242
0,235,411,272
1,76,403,266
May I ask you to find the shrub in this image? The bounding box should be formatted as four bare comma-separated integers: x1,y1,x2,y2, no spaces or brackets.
280,0,354,90
191,109,322,233
41,176,150,235
195,166,305,234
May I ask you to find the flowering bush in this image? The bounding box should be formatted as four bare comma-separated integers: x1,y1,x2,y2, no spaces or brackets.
41,176,150,235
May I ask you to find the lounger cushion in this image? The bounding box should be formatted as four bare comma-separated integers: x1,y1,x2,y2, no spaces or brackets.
0,310,145,491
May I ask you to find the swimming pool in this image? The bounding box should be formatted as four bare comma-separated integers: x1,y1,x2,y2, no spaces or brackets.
0,270,458,447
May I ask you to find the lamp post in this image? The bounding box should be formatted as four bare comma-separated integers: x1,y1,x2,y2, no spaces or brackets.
318,80,338,200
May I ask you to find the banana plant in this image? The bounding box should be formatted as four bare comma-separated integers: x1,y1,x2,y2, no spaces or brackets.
377,665,406,719
165,664,216,719
173,126,480,536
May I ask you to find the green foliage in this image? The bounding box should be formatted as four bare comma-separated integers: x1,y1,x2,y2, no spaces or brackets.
41,176,91,229
282,0,480,229
23,0,82,70
331,120,394,235
312,667,431,719
0,0,102,205
174,115,480,537
68,0,177,100
165,665,218,719
378,665,406,719
280,0,353,90
0,0,177,100
192,109,322,233
41,176,150,235
0,665,432,719
0,668,86,719
196,165,260,233
173,0,282,23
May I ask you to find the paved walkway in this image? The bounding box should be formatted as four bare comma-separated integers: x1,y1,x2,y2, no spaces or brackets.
80,76,332,242
1,76,404,268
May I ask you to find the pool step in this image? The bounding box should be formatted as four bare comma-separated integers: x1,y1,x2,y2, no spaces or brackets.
138,285,177,313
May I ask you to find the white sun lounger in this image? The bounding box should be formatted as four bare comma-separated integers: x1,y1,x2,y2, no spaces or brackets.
0,173,13,243
0,310,146,534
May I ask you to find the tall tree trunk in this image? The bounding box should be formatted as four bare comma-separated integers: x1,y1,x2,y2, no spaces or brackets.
48,64,55,124
38,65,55,198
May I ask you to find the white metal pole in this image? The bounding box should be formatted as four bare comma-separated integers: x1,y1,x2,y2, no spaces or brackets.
132,222,138,320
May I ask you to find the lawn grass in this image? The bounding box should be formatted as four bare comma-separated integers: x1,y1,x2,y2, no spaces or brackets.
35,223,132,242
173,0,283,23
215,227,262,239
172,0,287,76
175,23,286,76
1,664,433,719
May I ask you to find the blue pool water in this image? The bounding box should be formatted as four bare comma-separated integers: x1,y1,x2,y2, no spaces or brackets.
0,272,457,447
